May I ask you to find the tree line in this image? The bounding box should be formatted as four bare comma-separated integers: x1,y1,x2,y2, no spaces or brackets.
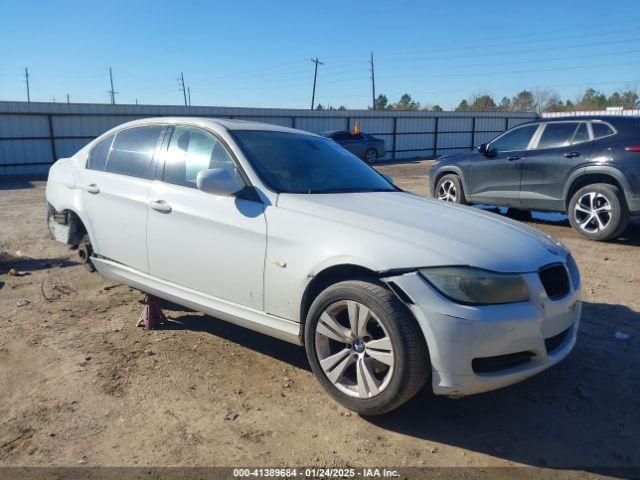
367,88,639,113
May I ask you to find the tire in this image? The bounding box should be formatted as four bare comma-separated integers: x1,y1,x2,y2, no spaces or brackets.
434,173,468,205
304,279,429,415
364,148,378,164
78,233,96,272
568,183,629,241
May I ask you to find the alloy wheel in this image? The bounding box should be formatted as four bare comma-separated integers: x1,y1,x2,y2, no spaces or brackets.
437,179,457,202
365,149,378,163
574,192,612,233
314,300,394,398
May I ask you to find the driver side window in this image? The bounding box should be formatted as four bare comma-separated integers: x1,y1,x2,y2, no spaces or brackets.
490,124,539,153
163,125,241,188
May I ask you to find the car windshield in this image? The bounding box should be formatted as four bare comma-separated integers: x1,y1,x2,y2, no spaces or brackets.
232,130,397,194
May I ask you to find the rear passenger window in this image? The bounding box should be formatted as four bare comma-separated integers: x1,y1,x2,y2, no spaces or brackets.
163,126,240,188
87,134,114,171
106,126,164,178
572,123,589,144
537,123,579,149
592,122,615,139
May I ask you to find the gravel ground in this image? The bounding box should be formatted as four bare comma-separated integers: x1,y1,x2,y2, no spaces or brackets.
1,160,639,477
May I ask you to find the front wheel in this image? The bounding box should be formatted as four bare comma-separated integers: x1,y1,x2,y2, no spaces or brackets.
304,279,429,415
568,183,629,241
434,173,468,205
364,148,378,164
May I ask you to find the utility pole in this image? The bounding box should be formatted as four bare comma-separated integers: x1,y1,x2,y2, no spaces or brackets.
188,86,191,106
66,93,70,104
369,52,376,110
108,67,117,104
310,57,323,110
24,68,31,102
178,73,187,106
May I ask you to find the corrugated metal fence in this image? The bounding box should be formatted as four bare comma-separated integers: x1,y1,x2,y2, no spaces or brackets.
0,101,538,176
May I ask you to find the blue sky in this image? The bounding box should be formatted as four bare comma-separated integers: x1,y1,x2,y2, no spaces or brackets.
1,0,639,109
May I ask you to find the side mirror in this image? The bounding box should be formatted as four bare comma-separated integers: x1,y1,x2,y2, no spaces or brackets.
381,173,393,183
477,143,488,155
196,168,245,197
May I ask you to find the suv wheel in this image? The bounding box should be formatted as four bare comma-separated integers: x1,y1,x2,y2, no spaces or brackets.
304,279,429,415
434,174,467,205
364,148,378,164
568,183,629,241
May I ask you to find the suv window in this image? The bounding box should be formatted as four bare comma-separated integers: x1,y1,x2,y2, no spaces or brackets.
106,126,164,178
87,134,114,171
490,124,538,152
572,122,589,144
592,122,615,139
163,125,241,188
537,122,579,149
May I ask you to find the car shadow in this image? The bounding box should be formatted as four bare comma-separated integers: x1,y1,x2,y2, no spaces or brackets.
477,206,640,247
0,175,47,189
161,312,310,371
154,298,639,475
0,255,78,275
365,300,640,476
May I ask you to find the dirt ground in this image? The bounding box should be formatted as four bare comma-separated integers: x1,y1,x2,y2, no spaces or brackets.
1,160,639,476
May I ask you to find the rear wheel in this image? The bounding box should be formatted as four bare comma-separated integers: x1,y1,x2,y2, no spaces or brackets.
304,279,429,415
568,183,629,241
434,174,468,205
364,148,378,164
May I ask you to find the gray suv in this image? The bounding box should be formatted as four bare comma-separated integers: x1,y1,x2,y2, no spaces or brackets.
430,116,640,241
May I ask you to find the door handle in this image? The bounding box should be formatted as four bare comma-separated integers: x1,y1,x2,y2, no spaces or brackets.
85,184,100,194
507,155,521,161
149,200,172,213
563,151,581,158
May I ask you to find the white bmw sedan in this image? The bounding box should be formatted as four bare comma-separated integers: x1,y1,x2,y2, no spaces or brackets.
46,118,581,415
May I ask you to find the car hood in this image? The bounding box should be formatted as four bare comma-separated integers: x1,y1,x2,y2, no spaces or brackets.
277,191,568,273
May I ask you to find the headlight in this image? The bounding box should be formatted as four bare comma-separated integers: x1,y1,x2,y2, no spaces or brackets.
419,267,529,305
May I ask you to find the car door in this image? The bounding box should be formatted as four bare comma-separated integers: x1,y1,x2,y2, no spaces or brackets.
78,124,166,273
466,123,540,206
519,121,592,211
146,124,266,310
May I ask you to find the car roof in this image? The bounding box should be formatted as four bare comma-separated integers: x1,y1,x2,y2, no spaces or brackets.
113,116,318,135
524,115,639,124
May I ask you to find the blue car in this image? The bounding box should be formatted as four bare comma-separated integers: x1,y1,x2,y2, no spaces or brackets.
321,130,386,163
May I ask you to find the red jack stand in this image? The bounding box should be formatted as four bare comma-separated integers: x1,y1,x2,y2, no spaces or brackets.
136,294,167,331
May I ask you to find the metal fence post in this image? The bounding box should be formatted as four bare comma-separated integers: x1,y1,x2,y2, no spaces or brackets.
47,114,57,164
392,117,397,161
433,117,439,157
470,117,476,150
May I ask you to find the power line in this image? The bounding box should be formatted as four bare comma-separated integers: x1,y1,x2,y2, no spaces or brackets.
24,67,30,102
310,57,323,110
108,67,117,104
369,52,376,110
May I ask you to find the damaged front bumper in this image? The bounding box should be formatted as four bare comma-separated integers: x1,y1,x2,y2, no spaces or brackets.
384,270,580,397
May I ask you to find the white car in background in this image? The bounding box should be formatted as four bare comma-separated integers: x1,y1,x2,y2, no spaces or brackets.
46,118,581,415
